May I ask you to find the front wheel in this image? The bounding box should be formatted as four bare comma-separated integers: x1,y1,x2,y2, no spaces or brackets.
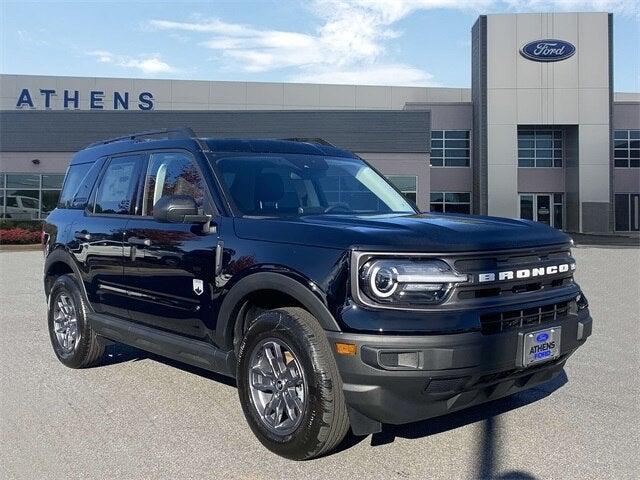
236,307,349,460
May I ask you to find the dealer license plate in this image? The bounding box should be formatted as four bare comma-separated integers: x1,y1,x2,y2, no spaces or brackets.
522,327,561,367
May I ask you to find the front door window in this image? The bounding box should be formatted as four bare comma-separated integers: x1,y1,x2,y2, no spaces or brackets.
142,152,206,216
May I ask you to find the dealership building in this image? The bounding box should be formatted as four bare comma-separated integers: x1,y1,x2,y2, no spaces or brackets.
1,11,638,233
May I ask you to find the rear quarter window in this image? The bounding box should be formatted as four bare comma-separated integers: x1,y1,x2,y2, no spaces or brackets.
58,159,104,209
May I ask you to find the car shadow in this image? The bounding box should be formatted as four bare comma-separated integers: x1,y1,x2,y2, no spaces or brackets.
101,342,236,387
101,341,566,478
370,370,567,443
102,342,144,365
333,370,567,479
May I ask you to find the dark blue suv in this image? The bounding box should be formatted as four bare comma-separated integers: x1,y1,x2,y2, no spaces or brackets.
43,128,592,459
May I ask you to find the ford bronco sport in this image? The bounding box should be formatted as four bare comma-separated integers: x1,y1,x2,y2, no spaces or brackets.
43,128,592,460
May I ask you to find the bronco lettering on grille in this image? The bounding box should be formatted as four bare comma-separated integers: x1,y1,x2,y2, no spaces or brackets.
477,262,575,283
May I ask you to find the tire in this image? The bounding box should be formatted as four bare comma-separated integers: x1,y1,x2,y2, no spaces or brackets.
47,274,104,368
237,307,350,460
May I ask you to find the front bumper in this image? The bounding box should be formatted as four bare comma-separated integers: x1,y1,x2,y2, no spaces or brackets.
326,309,591,428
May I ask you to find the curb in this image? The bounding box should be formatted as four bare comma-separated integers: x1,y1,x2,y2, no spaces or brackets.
0,244,42,252
568,232,640,247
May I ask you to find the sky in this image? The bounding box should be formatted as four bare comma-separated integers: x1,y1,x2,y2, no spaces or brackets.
1,0,638,91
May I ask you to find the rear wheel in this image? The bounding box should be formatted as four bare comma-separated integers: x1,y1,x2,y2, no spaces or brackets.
237,307,349,460
47,274,104,368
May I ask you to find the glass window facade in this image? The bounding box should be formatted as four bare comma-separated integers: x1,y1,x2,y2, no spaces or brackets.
518,130,563,167
386,175,417,203
0,173,64,220
430,192,471,214
430,130,471,167
614,130,640,168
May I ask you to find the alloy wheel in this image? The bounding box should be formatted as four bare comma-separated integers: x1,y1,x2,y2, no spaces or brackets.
53,293,79,353
248,338,307,435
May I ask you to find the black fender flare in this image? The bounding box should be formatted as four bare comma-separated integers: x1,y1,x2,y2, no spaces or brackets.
43,247,92,310
214,272,341,350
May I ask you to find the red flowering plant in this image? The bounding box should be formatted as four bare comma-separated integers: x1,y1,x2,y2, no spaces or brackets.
0,227,42,245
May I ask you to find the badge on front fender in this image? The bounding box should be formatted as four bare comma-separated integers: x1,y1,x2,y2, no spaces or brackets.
193,279,204,296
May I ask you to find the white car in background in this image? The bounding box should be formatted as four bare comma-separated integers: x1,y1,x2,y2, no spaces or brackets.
3,195,39,219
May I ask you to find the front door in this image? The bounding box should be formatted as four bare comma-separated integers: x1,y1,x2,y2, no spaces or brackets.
121,150,219,339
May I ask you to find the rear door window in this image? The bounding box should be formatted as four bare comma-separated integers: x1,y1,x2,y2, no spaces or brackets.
93,155,143,215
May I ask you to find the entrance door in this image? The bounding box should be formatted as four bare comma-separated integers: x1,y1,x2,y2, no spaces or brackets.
536,194,551,226
519,193,562,229
632,194,640,231
616,194,640,231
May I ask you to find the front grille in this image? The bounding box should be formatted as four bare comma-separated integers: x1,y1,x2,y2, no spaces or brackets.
457,276,573,300
480,300,573,334
452,245,575,302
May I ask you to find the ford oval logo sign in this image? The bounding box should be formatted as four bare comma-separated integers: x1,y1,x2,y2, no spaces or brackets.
520,39,575,62
536,332,550,343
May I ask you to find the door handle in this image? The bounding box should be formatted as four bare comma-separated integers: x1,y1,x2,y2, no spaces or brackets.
128,237,151,247
215,240,224,276
74,231,91,241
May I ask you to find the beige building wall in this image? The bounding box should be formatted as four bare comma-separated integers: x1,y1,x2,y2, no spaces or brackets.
0,74,470,111
485,12,611,231
0,152,74,174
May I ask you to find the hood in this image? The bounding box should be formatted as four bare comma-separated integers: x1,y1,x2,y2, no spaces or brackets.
233,213,571,252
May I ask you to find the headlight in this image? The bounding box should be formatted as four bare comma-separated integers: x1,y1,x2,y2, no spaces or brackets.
359,258,468,306
576,292,588,310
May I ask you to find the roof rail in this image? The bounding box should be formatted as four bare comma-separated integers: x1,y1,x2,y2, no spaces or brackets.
282,137,336,147
85,127,198,148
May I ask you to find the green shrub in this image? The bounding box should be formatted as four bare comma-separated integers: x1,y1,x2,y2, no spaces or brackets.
0,219,43,232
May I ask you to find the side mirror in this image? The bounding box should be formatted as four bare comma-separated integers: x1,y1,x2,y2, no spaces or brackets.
153,195,211,224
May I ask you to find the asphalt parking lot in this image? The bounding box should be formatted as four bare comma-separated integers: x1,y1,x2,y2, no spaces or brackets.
1,247,638,479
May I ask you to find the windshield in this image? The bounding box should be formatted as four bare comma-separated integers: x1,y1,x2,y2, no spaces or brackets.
211,153,416,216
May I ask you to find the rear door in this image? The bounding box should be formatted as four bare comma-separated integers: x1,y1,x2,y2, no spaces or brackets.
121,150,219,339
71,153,144,318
